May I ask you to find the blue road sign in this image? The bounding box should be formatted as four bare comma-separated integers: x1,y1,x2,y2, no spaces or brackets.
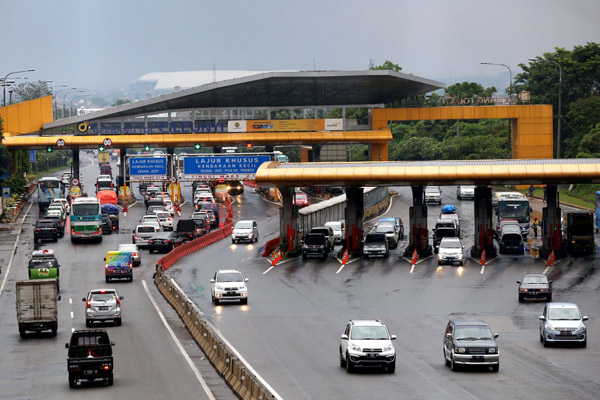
29,150,36,163
128,157,168,182
182,155,271,180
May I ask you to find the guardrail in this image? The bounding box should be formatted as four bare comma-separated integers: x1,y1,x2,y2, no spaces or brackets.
154,197,278,399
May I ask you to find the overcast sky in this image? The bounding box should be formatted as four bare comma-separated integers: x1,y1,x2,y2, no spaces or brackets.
1,0,598,92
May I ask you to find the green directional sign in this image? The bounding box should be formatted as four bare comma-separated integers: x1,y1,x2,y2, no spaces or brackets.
144,144,151,152
46,146,53,153
194,143,202,150
99,145,105,152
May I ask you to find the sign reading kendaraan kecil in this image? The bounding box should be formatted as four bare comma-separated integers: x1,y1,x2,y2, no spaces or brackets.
182,155,271,181
128,156,168,182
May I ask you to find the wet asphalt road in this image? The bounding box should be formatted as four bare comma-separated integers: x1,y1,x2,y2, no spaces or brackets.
0,155,236,399
167,185,600,400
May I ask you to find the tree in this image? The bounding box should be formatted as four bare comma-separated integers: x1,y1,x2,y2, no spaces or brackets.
577,124,600,157
445,82,497,100
370,60,402,72
564,95,600,156
112,99,131,106
11,81,52,103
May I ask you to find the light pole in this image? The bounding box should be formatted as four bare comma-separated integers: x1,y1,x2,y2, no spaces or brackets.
480,62,513,102
529,57,562,158
62,90,83,119
70,94,90,117
2,69,34,106
51,85,70,119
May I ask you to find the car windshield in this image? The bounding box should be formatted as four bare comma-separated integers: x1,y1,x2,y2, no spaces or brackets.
216,272,244,282
235,221,253,229
29,260,55,269
376,223,395,233
156,212,170,219
72,204,100,216
91,293,116,302
365,235,385,243
305,235,324,245
522,276,548,284
441,240,461,249
454,325,493,340
118,245,137,252
137,226,156,233
548,308,581,320
436,228,456,238
296,194,307,200
143,216,158,221
351,326,389,340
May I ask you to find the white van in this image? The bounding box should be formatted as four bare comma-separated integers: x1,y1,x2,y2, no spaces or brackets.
324,221,346,244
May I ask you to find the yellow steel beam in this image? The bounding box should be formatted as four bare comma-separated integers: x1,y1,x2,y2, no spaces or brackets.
255,160,600,187
1,129,392,149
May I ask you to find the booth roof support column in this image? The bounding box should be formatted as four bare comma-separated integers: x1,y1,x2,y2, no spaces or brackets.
541,185,563,258
279,187,300,254
404,186,431,257
470,185,496,258
345,187,364,253
72,149,80,184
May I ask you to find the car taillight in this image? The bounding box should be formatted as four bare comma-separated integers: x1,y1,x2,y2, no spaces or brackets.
168,218,172,221
133,252,139,257
148,240,153,244
116,297,120,305
102,364,111,370
86,300,91,308
165,240,171,243
36,229,41,232
129,263,133,269
52,228,57,232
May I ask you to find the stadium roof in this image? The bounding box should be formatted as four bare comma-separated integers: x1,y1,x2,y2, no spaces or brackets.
44,70,444,129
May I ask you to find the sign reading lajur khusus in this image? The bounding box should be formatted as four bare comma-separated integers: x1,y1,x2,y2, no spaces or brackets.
128,157,168,182
182,155,270,180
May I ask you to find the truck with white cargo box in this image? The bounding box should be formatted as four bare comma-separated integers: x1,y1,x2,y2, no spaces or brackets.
16,279,60,337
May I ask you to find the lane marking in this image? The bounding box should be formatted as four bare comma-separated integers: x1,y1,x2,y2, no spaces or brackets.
336,264,346,274
71,328,75,333
263,265,275,274
69,298,73,304
542,266,550,275
169,279,283,400
263,258,293,274
0,201,33,295
81,155,94,170
70,311,74,319
141,279,215,400
480,265,485,274
410,264,415,274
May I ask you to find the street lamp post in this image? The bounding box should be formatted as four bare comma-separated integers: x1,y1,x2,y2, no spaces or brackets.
51,85,70,119
62,90,83,119
480,62,513,102
70,94,90,117
529,58,562,158
2,69,34,106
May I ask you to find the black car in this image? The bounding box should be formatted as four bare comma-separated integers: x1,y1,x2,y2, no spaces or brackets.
34,219,59,242
302,233,328,260
200,203,220,227
42,214,65,237
176,219,203,241
148,231,184,253
517,274,552,302
443,319,499,372
101,214,113,234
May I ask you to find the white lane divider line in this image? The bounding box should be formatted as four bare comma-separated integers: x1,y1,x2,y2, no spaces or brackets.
480,265,485,274
0,201,34,295
70,312,74,319
410,264,416,274
71,328,75,333
263,265,275,274
69,298,73,304
141,279,216,400
542,266,550,275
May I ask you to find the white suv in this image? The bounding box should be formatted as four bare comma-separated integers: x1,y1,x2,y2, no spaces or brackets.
340,320,396,373
210,269,248,305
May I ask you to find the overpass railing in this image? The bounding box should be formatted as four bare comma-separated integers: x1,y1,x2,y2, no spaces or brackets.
298,186,388,234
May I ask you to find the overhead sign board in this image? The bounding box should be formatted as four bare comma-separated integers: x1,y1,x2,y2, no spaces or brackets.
182,155,271,181
228,119,343,132
128,156,168,182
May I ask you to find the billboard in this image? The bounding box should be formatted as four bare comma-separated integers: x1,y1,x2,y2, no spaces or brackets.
128,156,168,182
182,155,271,181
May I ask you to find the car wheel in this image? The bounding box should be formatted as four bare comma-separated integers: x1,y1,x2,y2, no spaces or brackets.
540,332,543,343
322,253,327,260
213,297,219,305
518,295,524,303
105,277,110,283
388,361,396,373
542,335,549,347
129,276,133,282
547,295,552,302
581,339,587,348
450,354,459,371
232,239,236,244
106,374,113,386
255,233,259,242
86,320,92,328
491,363,499,372
115,318,122,326
68,374,76,388
444,349,450,366
339,347,346,367
53,236,58,242
241,298,248,305
149,249,154,254
302,253,307,260
345,352,354,373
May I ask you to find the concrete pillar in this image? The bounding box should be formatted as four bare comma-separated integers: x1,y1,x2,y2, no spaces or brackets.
72,149,80,184
471,185,496,258
404,186,432,256
279,187,300,253
345,187,364,253
312,145,321,162
541,185,564,257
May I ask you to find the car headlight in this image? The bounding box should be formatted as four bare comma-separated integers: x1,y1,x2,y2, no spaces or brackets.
520,288,528,292
545,322,554,331
383,344,394,352
216,285,224,290
575,323,586,332
488,347,497,354
457,347,466,353
349,344,361,352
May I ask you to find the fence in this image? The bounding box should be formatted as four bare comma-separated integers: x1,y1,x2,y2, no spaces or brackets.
297,186,388,234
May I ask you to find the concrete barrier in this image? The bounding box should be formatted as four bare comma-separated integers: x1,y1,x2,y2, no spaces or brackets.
153,267,278,400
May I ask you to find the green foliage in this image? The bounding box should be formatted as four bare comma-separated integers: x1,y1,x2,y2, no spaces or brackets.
370,60,402,72
112,99,131,106
515,42,600,157
6,174,26,195
445,82,497,99
11,81,52,103
577,124,600,156
0,144,10,175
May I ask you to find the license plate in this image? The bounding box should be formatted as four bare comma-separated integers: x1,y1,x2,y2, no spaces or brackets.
98,306,109,311
227,291,236,295
560,331,572,335
367,353,377,358
84,370,95,375
83,234,91,238
472,356,484,361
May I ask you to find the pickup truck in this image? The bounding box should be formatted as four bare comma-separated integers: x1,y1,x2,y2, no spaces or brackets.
16,279,60,337
66,329,115,387
176,218,207,241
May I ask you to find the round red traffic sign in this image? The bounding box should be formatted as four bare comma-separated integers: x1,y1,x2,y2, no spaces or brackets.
170,176,177,183
56,138,66,147
71,178,79,186
103,138,112,147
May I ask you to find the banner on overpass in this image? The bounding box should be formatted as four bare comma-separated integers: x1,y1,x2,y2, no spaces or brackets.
128,156,168,182
182,155,271,181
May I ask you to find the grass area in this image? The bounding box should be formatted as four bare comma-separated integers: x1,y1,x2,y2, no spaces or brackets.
32,165,71,180
514,185,597,210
